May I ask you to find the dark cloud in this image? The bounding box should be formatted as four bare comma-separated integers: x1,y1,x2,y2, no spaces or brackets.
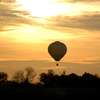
45,13,100,31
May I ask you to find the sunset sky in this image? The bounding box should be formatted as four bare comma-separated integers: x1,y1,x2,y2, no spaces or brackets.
0,0,100,64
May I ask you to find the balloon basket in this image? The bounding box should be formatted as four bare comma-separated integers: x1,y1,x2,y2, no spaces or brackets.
56,63,59,66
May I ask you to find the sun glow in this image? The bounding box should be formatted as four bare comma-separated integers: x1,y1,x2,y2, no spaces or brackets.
16,0,79,17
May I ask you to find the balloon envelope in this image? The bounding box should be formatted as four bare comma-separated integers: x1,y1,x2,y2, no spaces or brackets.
48,41,67,61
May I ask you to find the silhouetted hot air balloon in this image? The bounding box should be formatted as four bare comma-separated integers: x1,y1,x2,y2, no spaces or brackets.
48,41,67,66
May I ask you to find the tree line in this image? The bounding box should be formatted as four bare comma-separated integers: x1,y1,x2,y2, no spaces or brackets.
0,67,100,88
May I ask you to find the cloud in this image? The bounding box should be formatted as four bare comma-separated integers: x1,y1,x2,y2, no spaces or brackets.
82,59,100,63
0,0,16,3
0,2,38,31
45,13,100,31
0,0,100,32
58,0,100,3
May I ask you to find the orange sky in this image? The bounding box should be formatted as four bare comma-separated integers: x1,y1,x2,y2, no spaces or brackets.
0,0,100,64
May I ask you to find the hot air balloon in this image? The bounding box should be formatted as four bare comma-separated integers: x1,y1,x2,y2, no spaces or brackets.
48,41,67,66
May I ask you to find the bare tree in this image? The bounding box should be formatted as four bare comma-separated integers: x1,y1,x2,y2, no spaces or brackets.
12,70,25,83
12,67,36,83
24,67,36,83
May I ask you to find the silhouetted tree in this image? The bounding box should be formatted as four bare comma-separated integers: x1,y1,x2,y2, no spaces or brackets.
68,73,80,80
24,67,36,83
12,70,25,83
82,72,98,81
40,70,55,86
47,69,55,77
0,72,8,82
40,70,100,87
12,67,36,83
